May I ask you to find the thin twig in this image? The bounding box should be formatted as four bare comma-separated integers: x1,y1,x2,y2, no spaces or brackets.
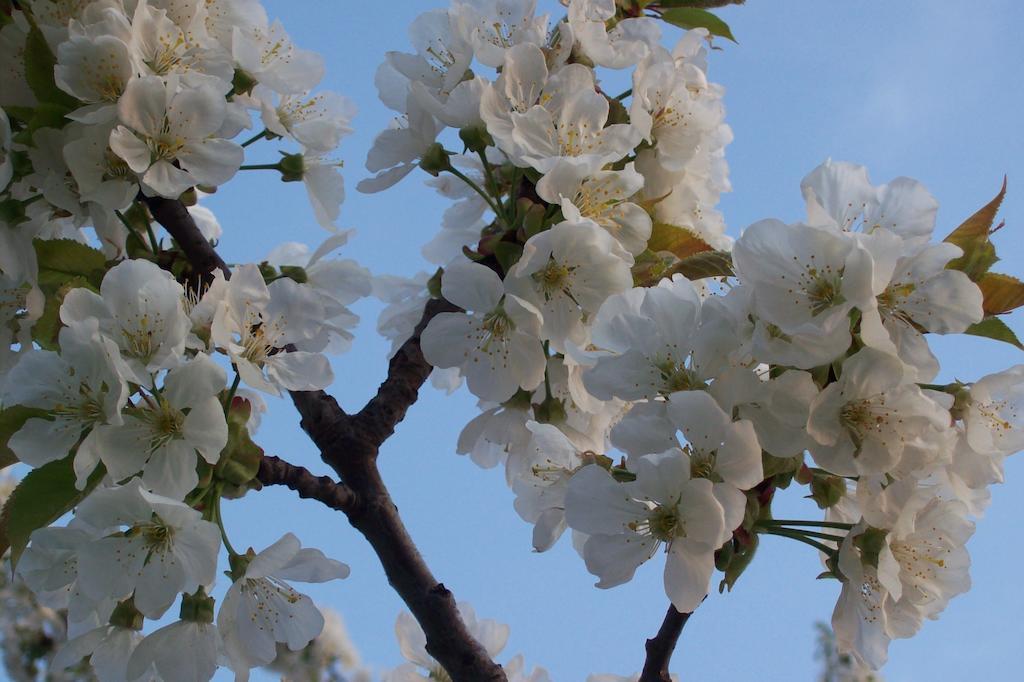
640,604,694,682
257,455,358,513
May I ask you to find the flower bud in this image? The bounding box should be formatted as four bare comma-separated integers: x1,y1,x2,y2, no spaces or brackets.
418,143,452,177
278,152,306,182
179,589,216,624
459,125,494,154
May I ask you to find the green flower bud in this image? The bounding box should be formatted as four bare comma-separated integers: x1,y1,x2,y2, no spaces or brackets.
278,265,308,284
231,68,259,97
179,589,216,624
418,143,452,177
278,152,306,182
459,125,494,154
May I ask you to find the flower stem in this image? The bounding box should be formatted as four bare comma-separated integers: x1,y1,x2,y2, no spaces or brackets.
447,166,507,228
213,487,239,558
224,371,241,412
240,130,268,148
759,527,837,555
239,163,281,171
758,519,854,530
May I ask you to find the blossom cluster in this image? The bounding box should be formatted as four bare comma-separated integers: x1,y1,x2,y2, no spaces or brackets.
0,0,1019,679
363,0,1024,672
0,0,372,680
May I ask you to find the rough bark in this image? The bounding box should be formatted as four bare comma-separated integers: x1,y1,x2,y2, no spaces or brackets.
639,605,694,682
256,455,357,514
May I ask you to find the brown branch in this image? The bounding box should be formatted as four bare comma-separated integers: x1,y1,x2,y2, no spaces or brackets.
142,195,230,282
256,455,357,513
145,199,505,682
639,605,694,682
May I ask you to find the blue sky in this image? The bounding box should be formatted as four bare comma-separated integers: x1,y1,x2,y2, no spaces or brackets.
197,1,1024,679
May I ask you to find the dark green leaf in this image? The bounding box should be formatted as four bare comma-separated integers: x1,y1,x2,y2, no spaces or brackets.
0,458,105,569
34,238,108,291
659,8,737,42
964,317,1024,350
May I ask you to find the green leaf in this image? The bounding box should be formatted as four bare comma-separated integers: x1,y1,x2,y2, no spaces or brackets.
944,177,1006,281
977,272,1024,316
0,406,49,470
648,222,714,260
659,8,737,42
667,249,734,280
0,458,105,569
964,317,1024,350
23,24,78,110
34,238,108,291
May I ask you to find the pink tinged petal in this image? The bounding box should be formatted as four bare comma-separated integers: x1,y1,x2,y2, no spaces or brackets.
664,540,716,613
582,532,657,588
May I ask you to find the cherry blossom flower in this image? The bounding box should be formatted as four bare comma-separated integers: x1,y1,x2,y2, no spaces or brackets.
220,533,350,677
109,75,243,198
422,260,547,402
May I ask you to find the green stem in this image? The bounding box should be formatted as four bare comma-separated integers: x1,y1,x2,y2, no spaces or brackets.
759,527,836,555
239,163,281,171
240,130,268,148
213,487,239,558
22,194,44,206
116,208,160,253
447,166,506,227
614,87,633,101
224,371,241,412
759,519,854,531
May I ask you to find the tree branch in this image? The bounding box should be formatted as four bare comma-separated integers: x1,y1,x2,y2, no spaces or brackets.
639,605,694,682
145,199,506,682
256,455,357,513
